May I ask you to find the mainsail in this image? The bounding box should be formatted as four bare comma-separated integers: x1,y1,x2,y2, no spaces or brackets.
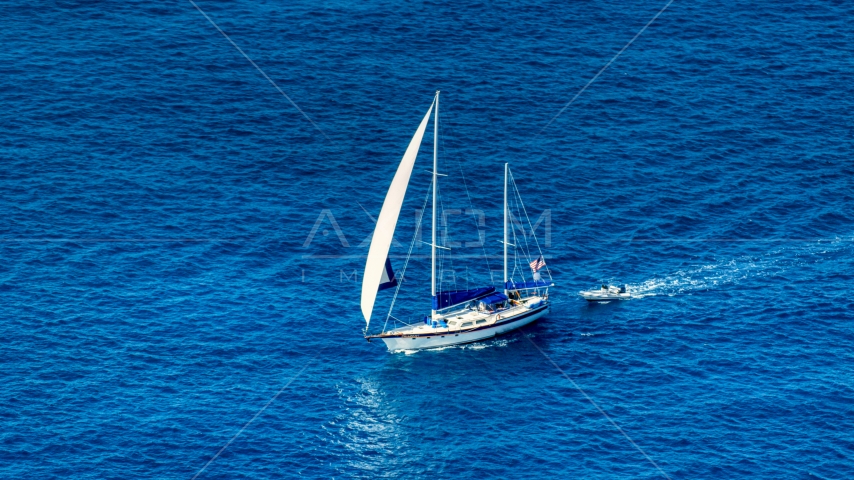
361,99,435,327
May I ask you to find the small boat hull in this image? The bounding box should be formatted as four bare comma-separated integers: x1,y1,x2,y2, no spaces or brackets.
375,305,549,351
579,293,631,302
579,285,631,302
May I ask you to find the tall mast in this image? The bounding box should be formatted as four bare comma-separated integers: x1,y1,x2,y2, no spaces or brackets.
504,163,508,296
431,91,439,319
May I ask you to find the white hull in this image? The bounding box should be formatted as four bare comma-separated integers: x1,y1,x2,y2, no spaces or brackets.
580,293,631,302
376,306,549,351
579,286,631,302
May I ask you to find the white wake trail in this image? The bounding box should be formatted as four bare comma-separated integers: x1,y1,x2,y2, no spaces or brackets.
627,237,852,298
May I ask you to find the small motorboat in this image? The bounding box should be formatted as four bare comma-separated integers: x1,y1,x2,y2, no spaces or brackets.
579,284,631,302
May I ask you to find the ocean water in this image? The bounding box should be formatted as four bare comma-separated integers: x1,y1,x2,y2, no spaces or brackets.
2,0,853,478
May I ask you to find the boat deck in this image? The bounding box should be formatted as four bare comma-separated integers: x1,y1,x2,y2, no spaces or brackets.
379,297,544,337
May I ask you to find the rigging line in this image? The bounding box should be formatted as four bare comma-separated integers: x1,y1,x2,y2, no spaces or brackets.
455,156,494,281
388,314,417,327
513,174,534,264
188,0,331,141
509,205,527,284
517,175,549,281
510,170,553,281
515,222,528,284
437,102,494,280
511,179,535,287
536,0,676,137
435,125,453,293
383,179,433,333
509,171,534,271
438,193,449,293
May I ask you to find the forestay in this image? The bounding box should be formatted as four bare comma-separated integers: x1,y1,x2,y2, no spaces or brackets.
361,100,436,328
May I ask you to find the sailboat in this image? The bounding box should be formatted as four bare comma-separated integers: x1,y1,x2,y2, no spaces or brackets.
361,91,554,351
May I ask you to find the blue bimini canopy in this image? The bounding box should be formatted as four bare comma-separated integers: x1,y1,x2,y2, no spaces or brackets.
432,286,495,310
479,292,509,305
505,279,553,290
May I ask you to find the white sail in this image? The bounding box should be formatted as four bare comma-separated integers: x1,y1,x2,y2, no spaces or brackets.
361,99,436,327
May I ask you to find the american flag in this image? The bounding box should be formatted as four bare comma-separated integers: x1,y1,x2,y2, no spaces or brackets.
529,255,546,273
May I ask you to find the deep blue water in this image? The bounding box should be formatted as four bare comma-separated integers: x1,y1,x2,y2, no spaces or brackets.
2,0,853,478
